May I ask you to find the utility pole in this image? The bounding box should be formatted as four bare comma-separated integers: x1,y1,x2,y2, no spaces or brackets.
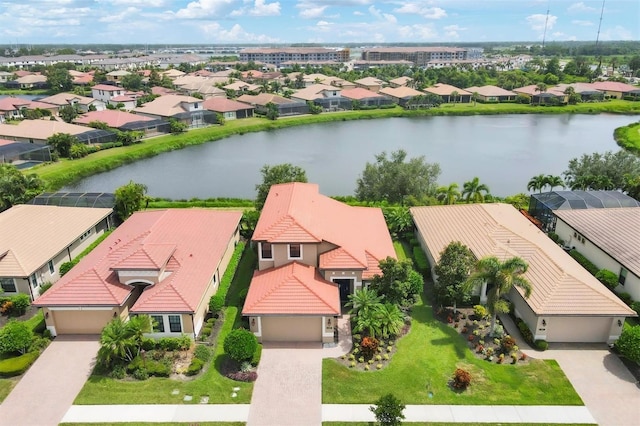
595,0,606,47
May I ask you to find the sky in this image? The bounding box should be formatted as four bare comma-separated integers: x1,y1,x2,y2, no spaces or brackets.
0,0,637,45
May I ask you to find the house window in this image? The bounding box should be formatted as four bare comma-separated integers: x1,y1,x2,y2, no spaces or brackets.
0,278,16,293
288,243,302,259
79,229,92,241
29,274,38,288
168,315,182,333
48,260,55,275
260,242,273,260
150,315,165,332
619,267,628,286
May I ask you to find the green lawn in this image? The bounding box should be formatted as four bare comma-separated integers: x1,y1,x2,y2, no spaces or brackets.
322,294,582,406
393,241,412,261
74,245,257,405
60,423,244,426
0,378,16,403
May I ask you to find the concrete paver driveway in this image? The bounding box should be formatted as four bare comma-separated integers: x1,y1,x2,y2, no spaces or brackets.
247,342,324,426
0,335,100,426
533,343,640,426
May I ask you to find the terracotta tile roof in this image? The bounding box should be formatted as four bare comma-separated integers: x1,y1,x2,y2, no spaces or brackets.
253,183,395,276
389,76,413,86
202,97,254,113
237,93,298,106
291,84,339,101
223,81,261,92
35,209,242,312
75,110,154,128
242,262,340,315
592,81,639,93
513,85,565,97
410,204,635,316
92,84,125,92
133,94,201,118
0,205,112,278
464,85,516,97
354,77,385,87
554,208,640,279
423,83,471,96
0,97,31,111
0,119,95,140
379,86,423,99
339,88,386,101
38,93,98,107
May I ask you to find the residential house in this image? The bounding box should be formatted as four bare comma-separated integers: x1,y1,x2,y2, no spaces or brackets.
202,97,255,120
161,69,186,80
106,70,131,84
554,83,605,101
378,86,424,106
237,93,309,116
74,109,168,136
223,81,262,96
0,98,58,122
464,85,516,102
5,74,47,90
0,205,112,301
172,75,226,99
151,86,179,96
411,204,635,343
109,94,138,111
354,77,385,93
423,83,472,103
291,84,348,111
243,183,395,343
389,76,413,88
513,85,566,105
134,94,215,128
341,88,395,108
592,81,640,99
34,209,242,336
0,119,116,145
0,71,13,84
91,84,127,103
553,208,640,301
38,92,106,114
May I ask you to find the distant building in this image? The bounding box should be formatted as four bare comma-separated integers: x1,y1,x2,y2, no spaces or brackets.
361,47,468,67
239,47,350,67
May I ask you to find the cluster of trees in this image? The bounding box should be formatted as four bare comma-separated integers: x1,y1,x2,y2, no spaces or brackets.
0,164,43,212
563,150,640,194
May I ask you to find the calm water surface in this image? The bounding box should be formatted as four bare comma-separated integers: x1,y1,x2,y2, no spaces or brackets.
64,114,639,198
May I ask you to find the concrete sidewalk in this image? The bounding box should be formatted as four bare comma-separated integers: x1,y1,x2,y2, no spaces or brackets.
61,403,596,424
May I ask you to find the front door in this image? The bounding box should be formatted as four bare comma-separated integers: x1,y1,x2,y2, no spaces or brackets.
334,279,352,304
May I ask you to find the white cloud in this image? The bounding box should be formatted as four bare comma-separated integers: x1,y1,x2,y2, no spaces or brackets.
99,7,141,23
298,4,327,19
201,22,280,42
353,11,364,16
314,20,333,32
249,0,280,16
552,31,577,41
394,3,446,20
526,13,557,32
398,24,437,40
443,24,467,39
368,5,396,24
109,0,166,5
567,2,597,13
600,25,633,41
572,19,593,26
175,0,235,19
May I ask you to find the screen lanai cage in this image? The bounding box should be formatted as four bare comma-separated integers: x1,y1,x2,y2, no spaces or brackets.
28,192,115,209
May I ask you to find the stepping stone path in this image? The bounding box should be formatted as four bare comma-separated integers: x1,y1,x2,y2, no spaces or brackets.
183,395,192,402
199,396,209,404
171,389,180,395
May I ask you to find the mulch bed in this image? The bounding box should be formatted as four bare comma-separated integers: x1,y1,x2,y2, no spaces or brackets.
434,306,530,365
0,305,40,328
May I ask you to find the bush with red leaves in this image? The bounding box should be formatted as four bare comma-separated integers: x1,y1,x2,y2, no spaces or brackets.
451,368,471,390
226,371,258,382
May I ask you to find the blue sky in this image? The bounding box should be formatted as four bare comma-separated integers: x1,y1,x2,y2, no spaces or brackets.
0,0,637,45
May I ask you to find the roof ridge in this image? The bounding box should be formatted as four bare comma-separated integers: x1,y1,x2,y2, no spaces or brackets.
293,263,337,312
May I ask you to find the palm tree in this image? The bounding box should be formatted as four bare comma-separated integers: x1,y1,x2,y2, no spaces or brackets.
545,175,565,191
462,177,490,203
527,174,548,193
450,90,459,104
346,287,382,318
375,303,405,338
97,316,151,367
472,91,479,107
436,183,461,205
464,256,532,336
535,83,547,105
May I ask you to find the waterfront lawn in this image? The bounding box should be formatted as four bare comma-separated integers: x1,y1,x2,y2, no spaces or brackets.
74,245,257,405
322,294,582,406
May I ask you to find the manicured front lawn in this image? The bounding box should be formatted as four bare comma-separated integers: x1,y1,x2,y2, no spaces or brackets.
60,423,244,426
0,378,16,403
322,294,582,406
74,244,257,405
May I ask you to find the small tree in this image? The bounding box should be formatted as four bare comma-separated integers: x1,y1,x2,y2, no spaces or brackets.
209,294,224,316
265,102,279,120
47,133,79,158
370,257,423,308
0,164,43,212
59,104,79,123
46,68,73,93
433,241,475,312
114,181,148,222
595,269,619,292
370,393,405,426
615,325,640,363
168,118,188,133
224,328,257,363
0,321,34,355
121,73,143,91
254,163,307,210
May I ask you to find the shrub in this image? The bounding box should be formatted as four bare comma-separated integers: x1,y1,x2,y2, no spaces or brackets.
29,336,49,352
226,370,258,382
451,368,472,390
186,358,204,376
516,318,534,345
0,321,34,354
473,305,488,319
547,232,564,245
133,368,149,380
194,344,211,362
146,359,171,377
109,364,127,379
251,343,263,367
618,292,633,306
158,337,182,352
631,301,640,317
534,339,548,351
208,294,224,316
376,363,383,369
0,301,13,315
141,337,156,351
615,325,640,363
500,335,517,354
0,351,39,377
224,328,257,363
59,261,77,277
9,294,30,316
39,283,53,295
595,269,619,291
569,250,599,275
360,336,379,359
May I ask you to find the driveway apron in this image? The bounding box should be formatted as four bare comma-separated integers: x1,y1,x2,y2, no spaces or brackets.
247,343,324,426
0,335,100,426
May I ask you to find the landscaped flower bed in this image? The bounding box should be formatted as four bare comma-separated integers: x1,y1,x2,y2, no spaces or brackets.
435,306,529,365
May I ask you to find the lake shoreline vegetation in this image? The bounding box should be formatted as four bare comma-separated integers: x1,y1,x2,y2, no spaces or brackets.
26,100,640,192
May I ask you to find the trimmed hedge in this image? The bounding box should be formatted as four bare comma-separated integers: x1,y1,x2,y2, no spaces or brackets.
595,269,619,291
186,358,204,376
569,249,599,275
0,351,39,377
208,241,245,312
251,343,263,367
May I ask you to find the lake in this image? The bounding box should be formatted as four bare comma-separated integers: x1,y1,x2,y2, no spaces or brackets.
64,114,639,199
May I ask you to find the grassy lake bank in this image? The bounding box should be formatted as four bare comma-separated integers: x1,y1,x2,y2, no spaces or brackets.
30,100,640,191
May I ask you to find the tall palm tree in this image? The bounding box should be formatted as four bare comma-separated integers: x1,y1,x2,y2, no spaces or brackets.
464,256,532,336
527,174,548,193
450,90,459,104
462,177,490,203
535,83,547,105
436,183,461,205
545,175,565,191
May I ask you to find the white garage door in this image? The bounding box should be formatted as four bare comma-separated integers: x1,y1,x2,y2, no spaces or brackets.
545,316,612,343
53,310,114,335
261,316,321,342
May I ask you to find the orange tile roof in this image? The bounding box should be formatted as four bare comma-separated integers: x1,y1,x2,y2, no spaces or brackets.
410,204,635,317
35,209,242,312
341,88,386,100
592,81,639,93
242,262,340,315
203,97,255,112
253,183,396,276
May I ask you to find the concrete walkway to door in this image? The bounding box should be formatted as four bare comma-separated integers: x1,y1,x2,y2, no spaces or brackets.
0,335,100,426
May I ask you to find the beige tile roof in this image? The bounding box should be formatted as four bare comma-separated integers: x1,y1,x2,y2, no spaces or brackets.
410,204,634,316
554,208,640,278
38,93,99,107
237,93,298,106
464,85,516,97
133,94,201,118
0,205,112,277
291,84,339,101
0,119,94,141
354,77,385,87
423,83,471,96
379,86,424,99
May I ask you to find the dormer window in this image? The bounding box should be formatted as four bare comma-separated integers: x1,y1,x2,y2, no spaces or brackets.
288,243,302,259
260,242,273,260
